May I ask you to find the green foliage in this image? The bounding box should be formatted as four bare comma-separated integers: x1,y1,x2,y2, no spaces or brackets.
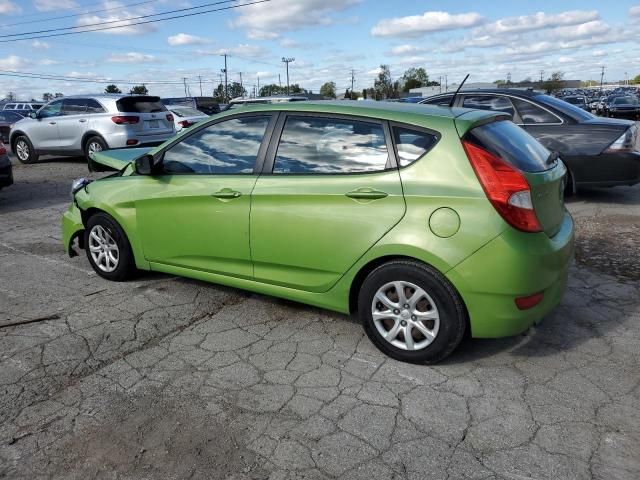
319,81,337,98
542,72,565,93
374,64,396,100
129,85,149,95
104,84,122,94
632,74,640,84
228,82,247,99
42,93,53,101
401,67,429,92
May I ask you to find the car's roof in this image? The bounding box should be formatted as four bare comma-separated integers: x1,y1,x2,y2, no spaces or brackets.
424,88,542,99
58,94,160,100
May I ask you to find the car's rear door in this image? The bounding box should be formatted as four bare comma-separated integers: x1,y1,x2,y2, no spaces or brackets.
250,113,406,292
58,98,89,151
135,114,275,279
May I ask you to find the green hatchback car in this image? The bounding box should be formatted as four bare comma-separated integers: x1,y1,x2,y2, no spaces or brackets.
62,101,574,363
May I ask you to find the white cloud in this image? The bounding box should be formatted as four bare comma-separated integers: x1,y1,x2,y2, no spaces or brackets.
232,0,360,38
197,44,270,59
630,6,640,17
549,20,610,40
167,33,209,46
34,0,77,11
39,59,60,66
0,55,30,69
279,38,300,48
592,50,607,57
107,52,160,63
480,10,599,36
371,11,484,38
388,45,425,56
0,0,20,14
31,40,50,49
76,2,157,35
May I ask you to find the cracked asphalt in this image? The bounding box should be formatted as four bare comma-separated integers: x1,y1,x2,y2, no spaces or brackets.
0,157,639,480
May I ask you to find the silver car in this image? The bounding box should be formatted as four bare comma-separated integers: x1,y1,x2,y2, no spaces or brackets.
9,94,176,164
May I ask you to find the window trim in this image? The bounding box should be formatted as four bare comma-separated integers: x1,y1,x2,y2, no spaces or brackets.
261,111,399,176
460,94,520,123
389,121,442,169
154,112,277,176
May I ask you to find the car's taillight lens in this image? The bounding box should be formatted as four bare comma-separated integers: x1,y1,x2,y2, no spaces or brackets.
0,141,6,156
166,114,174,122
515,292,544,310
605,125,638,153
178,120,192,128
462,140,542,233
111,115,139,125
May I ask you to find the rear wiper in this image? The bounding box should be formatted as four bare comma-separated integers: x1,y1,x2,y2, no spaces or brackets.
546,150,559,166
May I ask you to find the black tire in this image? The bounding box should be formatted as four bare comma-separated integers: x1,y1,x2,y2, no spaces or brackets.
564,169,576,196
13,135,39,164
84,212,136,281
358,260,466,364
84,136,107,163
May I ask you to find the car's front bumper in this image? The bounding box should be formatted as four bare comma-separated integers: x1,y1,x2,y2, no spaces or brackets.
62,202,84,256
0,154,13,188
447,211,575,338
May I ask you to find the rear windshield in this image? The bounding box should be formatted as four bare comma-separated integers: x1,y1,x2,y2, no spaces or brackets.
171,107,205,117
116,96,166,113
465,120,551,173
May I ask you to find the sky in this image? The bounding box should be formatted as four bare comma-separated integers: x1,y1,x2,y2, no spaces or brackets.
1,0,640,100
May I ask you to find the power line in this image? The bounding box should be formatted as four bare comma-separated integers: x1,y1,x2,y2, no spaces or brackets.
0,0,270,43
0,69,193,85
0,0,159,29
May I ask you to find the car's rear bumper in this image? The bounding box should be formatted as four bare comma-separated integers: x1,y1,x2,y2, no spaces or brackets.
569,151,640,187
105,131,175,149
446,211,575,338
0,155,13,188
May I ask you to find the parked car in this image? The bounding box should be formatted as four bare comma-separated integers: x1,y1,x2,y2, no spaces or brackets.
0,111,23,143
165,105,209,132
421,89,640,191
228,95,308,108
9,94,175,165
2,102,44,114
0,140,12,190
62,101,573,364
397,96,425,103
603,96,640,119
161,97,221,116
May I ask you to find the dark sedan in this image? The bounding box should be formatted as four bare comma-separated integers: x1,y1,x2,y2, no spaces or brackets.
604,96,640,120
0,140,13,190
0,111,23,144
421,89,640,191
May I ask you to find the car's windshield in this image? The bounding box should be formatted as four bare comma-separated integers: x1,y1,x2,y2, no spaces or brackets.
170,107,206,117
613,97,637,105
535,94,594,121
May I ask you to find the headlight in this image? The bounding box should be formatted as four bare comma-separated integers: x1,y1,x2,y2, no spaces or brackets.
71,177,91,196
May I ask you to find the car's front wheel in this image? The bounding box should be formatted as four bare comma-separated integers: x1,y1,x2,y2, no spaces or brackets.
358,260,466,364
84,212,135,281
13,136,39,164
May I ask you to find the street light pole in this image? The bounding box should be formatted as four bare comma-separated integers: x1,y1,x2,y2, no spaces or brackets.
282,57,295,95
221,53,228,103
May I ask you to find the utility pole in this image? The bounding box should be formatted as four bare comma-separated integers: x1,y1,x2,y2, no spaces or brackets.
600,66,605,91
221,53,228,103
282,57,295,95
257,76,260,96
439,76,442,93
350,69,355,97
506,72,511,87
625,72,628,86
278,73,282,88
539,70,544,83
183,77,188,97
239,72,243,90
445,75,448,92
198,75,203,96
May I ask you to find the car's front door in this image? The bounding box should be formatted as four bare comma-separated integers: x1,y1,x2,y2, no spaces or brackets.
135,114,275,279
250,114,406,292
29,99,63,150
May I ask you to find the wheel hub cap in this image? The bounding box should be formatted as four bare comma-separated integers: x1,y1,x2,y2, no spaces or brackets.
88,225,119,273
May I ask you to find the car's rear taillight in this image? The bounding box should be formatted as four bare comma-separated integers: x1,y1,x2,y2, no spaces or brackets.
0,141,6,156
178,120,192,128
111,115,139,125
462,140,542,233
515,292,544,310
166,114,174,122
605,125,638,153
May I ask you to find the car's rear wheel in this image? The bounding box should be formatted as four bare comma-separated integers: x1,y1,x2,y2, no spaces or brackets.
358,260,466,364
84,136,107,163
13,136,39,164
84,212,135,281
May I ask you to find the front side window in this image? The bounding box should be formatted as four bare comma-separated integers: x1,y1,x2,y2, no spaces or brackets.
38,100,63,118
462,95,515,117
162,115,270,175
393,126,439,167
62,98,87,115
512,98,561,124
273,116,389,174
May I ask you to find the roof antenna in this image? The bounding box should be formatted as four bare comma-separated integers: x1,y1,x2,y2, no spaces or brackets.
448,74,470,108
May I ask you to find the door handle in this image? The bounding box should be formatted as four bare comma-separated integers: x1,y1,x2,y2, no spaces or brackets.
345,187,388,200
212,189,242,199
79,119,87,123
48,121,56,125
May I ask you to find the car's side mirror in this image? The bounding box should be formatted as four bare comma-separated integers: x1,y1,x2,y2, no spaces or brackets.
135,154,161,175
29,112,38,119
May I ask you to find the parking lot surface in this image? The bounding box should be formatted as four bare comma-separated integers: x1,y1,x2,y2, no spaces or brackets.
0,158,639,480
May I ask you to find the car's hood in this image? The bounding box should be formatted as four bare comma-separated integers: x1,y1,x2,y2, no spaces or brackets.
90,147,154,170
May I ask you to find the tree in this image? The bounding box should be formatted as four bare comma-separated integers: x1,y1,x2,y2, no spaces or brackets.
54,92,64,98
319,81,336,98
374,64,394,100
129,85,148,95
401,67,429,92
632,74,640,84
105,84,122,94
42,93,53,102
6,92,15,101
259,84,285,96
542,72,565,93
228,81,247,99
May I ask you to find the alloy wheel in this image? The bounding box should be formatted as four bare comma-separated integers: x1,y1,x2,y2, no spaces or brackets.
88,141,103,155
15,140,29,162
371,281,440,351
88,225,119,273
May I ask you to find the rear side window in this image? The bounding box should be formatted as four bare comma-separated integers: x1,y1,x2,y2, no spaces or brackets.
392,126,439,167
273,116,389,174
462,95,515,117
86,99,105,113
465,120,551,173
511,98,560,124
117,96,166,113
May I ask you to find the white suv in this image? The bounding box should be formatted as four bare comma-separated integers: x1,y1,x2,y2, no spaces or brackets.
10,94,176,164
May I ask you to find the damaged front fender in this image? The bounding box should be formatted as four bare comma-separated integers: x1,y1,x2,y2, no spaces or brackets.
62,202,84,257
